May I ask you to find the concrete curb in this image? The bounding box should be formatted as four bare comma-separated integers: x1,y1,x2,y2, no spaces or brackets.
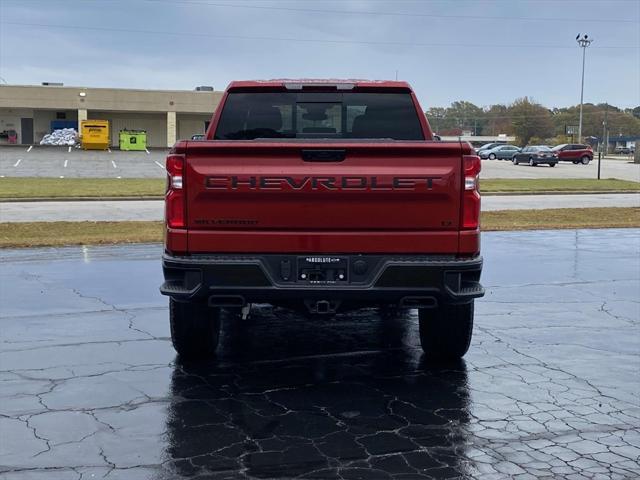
482,190,639,196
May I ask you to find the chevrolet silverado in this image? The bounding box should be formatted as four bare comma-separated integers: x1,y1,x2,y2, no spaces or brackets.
160,80,484,360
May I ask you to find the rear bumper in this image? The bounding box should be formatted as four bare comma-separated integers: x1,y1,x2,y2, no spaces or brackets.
160,253,484,309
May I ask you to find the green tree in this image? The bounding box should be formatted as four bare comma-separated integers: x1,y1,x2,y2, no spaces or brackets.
447,101,485,135
425,101,485,135
424,107,449,133
482,104,513,136
551,104,640,139
509,97,554,146
428,99,640,141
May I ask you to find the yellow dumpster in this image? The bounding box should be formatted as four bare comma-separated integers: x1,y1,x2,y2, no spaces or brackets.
81,120,110,150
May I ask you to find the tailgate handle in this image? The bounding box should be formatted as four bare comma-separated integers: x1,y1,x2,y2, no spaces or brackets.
301,149,346,162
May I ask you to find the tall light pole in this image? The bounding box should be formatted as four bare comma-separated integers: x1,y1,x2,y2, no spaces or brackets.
576,34,593,143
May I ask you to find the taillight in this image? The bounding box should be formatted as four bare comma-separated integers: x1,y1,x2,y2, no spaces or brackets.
165,154,185,229
462,155,481,229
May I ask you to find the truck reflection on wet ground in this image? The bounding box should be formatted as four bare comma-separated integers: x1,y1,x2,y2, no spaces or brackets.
166,307,473,479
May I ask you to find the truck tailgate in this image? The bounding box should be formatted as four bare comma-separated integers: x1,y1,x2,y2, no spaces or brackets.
183,141,464,253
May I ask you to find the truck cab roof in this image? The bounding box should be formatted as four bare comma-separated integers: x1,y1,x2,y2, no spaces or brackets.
226,79,413,91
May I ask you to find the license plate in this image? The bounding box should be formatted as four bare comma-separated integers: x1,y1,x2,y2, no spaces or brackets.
297,256,348,283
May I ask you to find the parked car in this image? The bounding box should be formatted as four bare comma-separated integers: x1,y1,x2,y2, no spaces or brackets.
479,144,521,160
512,146,558,167
551,144,593,164
614,146,634,155
476,142,504,155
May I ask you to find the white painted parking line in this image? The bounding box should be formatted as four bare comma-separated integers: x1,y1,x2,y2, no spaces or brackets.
111,160,117,168
26,146,33,152
154,161,164,169
68,146,71,153
145,148,150,154
64,160,68,168
13,159,21,167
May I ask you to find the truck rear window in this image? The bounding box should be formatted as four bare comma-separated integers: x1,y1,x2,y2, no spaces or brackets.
214,92,424,140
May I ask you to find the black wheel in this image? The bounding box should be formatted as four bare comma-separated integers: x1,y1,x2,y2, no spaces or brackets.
418,302,474,359
488,153,496,160
170,298,221,360
581,155,591,165
512,157,518,165
572,160,579,164
549,163,556,167
528,157,535,166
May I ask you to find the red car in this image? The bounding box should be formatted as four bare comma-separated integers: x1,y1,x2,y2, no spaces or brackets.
160,79,484,361
552,144,593,164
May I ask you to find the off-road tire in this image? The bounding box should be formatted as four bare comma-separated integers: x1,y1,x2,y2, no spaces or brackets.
170,299,221,360
418,302,474,359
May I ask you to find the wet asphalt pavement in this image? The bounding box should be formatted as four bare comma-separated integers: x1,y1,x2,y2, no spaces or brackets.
1,229,639,479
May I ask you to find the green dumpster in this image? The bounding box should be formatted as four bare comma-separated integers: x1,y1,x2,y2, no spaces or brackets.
119,130,147,151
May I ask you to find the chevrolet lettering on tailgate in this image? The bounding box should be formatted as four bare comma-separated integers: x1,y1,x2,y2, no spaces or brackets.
204,175,442,191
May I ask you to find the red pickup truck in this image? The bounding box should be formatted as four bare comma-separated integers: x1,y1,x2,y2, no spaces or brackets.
160,80,484,360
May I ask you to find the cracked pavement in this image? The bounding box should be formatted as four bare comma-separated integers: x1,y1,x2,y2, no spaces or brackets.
1,229,639,479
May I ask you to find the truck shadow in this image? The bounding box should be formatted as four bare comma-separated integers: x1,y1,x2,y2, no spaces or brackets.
162,307,473,479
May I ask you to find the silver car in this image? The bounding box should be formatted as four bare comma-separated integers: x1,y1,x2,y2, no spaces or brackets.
480,144,521,160
475,142,504,156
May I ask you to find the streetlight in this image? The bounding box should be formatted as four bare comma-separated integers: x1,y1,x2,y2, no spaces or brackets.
576,33,593,143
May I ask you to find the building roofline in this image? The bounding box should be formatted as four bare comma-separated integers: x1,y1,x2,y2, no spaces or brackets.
0,84,221,94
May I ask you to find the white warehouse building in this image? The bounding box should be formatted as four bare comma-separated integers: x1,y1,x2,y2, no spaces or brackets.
0,84,223,148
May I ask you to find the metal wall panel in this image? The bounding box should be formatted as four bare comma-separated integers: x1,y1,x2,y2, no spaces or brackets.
178,119,207,140
89,112,167,147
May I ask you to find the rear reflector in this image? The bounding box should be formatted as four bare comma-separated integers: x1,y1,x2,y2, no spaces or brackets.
166,189,185,229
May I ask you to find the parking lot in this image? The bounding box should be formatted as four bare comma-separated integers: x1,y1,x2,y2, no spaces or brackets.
1,146,639,181
1,229,638,479
0,146,167,179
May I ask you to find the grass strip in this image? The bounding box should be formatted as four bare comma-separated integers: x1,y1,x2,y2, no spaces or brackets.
0,177,638,200
0,177,165,199
481,178,640,193
0,221,163,248
483,207,639,231
1,208,638,248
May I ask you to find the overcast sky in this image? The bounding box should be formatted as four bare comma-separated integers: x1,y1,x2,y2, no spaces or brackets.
1,0,638,109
